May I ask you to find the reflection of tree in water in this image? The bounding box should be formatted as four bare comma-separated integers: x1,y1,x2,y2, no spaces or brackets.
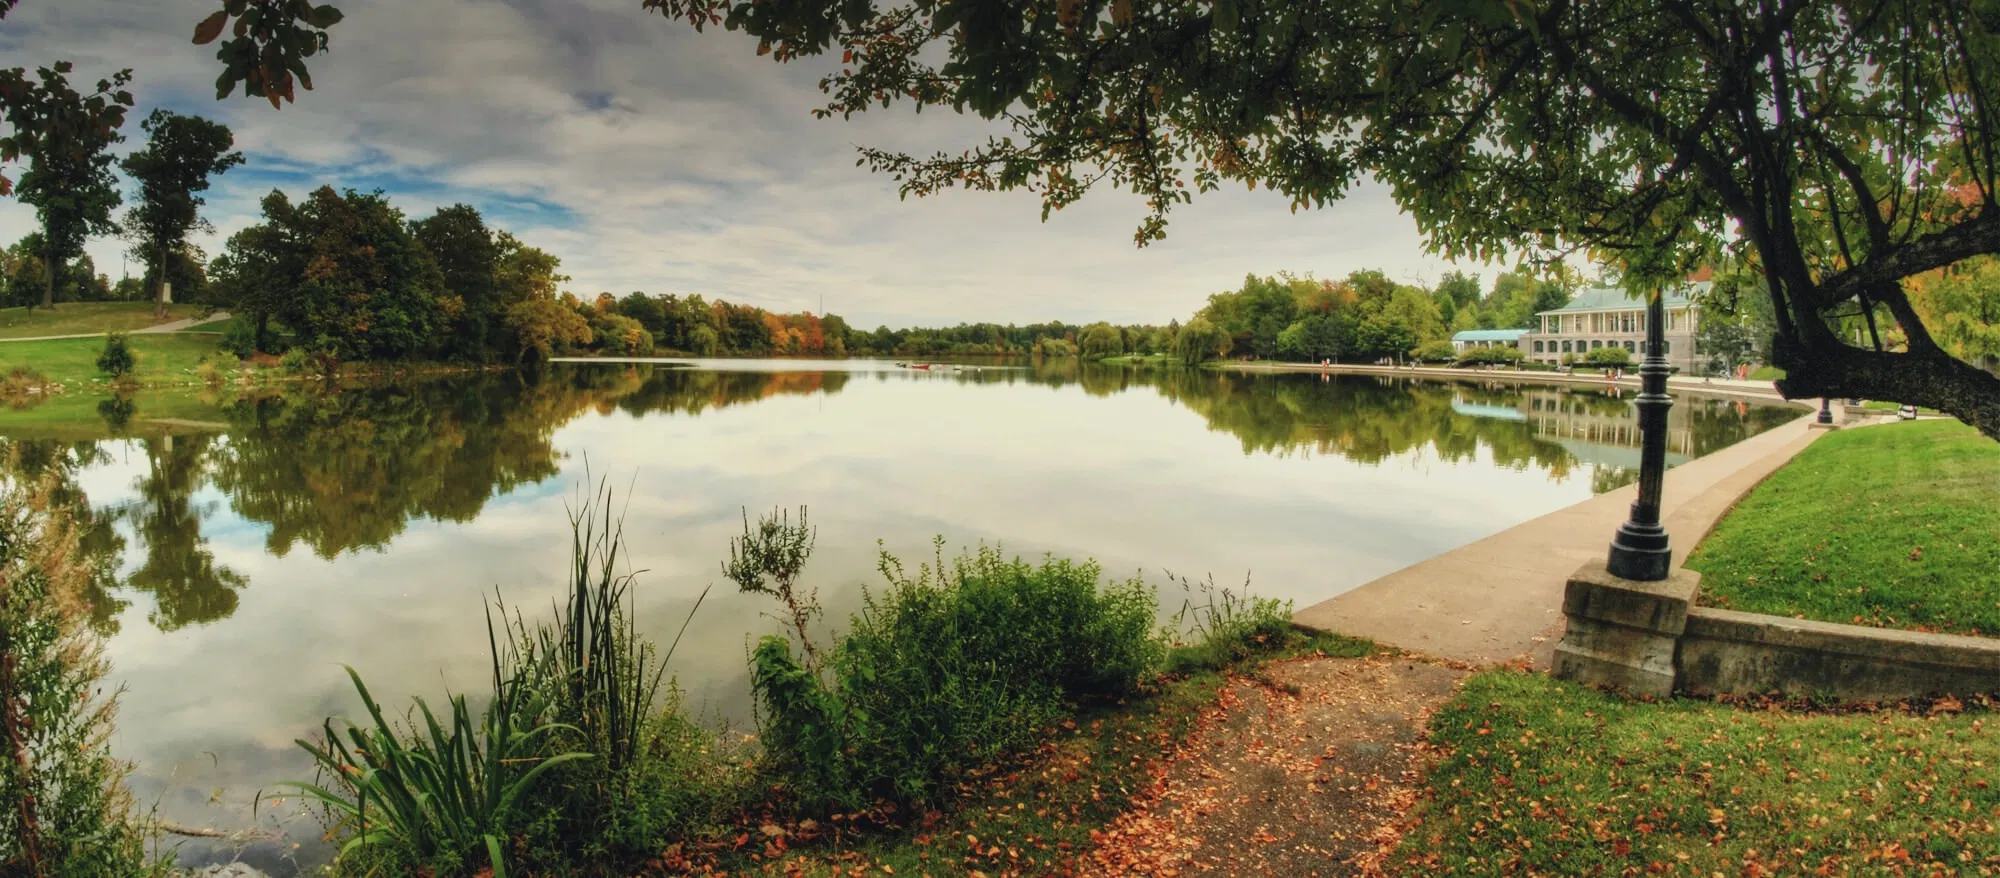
208,375,595,559
121,434,246,631
602,366,851,418
207,367,850,561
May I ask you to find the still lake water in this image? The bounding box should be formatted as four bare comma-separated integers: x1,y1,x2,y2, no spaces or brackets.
12,360,1798,869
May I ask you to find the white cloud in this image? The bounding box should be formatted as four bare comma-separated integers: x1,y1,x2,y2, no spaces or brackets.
1,0,1486,327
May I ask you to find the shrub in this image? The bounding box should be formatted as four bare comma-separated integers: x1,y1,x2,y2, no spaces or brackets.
1411,340,1458,363
95,332,136,379
194,359,221,385
0,464,150,874
1456,345,1525,366
220,319,257,359
1585,346,1633,367
748,538,1162,813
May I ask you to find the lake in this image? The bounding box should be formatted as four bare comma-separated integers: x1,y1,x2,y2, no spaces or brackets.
3,360,1799,871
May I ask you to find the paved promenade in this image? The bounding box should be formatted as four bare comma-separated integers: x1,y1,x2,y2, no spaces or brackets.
1293,408,1828,666
0,311,228,343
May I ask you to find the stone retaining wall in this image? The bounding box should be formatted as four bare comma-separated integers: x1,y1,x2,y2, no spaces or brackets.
1555,563,2000,701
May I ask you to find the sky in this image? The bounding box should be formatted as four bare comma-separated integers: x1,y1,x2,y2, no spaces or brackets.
1,0,1485,329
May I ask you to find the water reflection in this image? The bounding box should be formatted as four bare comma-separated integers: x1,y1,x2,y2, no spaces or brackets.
4,363,1797,639
0,362,1796,871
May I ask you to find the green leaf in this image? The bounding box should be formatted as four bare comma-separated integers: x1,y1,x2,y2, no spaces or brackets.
309,4,344,28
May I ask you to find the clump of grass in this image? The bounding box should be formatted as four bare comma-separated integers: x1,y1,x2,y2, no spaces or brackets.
290,482,731,875
1163,572,1297,673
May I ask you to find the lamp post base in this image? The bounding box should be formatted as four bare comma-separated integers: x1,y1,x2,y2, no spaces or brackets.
1607,518,1672,582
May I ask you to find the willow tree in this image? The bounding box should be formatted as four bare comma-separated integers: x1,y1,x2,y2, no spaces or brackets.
629,0,2000,437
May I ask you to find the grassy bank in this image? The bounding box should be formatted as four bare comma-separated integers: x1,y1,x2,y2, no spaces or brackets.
1687,419,2000,635
1397,670,2000,875
0,302,202,339
0,334,226,388
284,500,1349,876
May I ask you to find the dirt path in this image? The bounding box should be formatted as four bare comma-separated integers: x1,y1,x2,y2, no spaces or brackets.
1087,654,1468,876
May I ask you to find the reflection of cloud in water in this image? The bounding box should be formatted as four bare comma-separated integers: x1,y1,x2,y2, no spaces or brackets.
12,364,1796,872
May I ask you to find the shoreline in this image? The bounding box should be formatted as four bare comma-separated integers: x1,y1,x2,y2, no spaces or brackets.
1221,360,1811,406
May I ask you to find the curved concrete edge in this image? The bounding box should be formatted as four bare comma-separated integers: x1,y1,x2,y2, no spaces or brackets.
1293,410,1829,668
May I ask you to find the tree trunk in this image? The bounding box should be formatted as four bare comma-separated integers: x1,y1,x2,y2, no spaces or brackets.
155,243,170,319
1774,340,2000,441
41,239,56,310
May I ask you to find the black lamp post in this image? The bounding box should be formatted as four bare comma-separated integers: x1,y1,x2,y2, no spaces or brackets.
1817,397,1834,425
1606,287,1673,582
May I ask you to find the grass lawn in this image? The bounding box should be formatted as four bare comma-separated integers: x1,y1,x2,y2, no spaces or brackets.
1396,671,2000,875
0,302,201,339
1748,365,1787,381
1686,419,2000,635
0,333,229,388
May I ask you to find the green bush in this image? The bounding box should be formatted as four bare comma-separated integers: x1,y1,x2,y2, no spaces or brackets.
1584,345,1633,366
220,319,258,358
1455,345,1525,366
95,332,136,379
750,540,1162,813
1411,340,1457,363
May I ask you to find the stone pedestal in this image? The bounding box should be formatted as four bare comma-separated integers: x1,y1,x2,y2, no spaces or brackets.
1552,563,1701,697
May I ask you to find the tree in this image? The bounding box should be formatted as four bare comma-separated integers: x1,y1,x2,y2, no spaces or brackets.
0,63,133,309
504,295,592,364
1079,322,1124,359
1585,346,1633,368
120,110,243,317
1412,340,1457,363
283,187,442,360
1174,319,1228,365
208,191,303,352
1695,311,1760,377
411,204,501,361
645,0,2000,438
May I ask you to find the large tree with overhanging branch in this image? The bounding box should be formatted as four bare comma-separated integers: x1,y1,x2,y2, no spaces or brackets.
616,0,2000,438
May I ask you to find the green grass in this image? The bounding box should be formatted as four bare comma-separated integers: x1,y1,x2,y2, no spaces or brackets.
1748,365,1786,381
1396,670,2000,876
1687,419,2000,635
0,334,232,389
0,302,202,339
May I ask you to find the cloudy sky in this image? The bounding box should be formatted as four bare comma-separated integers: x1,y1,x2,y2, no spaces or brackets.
2,0,1484,328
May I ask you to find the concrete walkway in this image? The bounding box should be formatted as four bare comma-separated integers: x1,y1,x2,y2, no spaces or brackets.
1230,361,1792,403
1293,408,1831,667
0,311,229,343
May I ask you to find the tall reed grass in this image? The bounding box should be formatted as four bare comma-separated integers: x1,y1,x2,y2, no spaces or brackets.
289,483,724,875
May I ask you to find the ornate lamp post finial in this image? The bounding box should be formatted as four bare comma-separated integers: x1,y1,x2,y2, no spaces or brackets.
1606,286,1674,582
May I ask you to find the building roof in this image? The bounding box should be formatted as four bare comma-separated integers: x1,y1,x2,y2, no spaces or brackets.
1451,328,1530,342
1536,281,1708,316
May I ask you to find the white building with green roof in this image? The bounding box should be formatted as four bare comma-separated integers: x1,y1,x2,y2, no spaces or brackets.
1521,282,1705,371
